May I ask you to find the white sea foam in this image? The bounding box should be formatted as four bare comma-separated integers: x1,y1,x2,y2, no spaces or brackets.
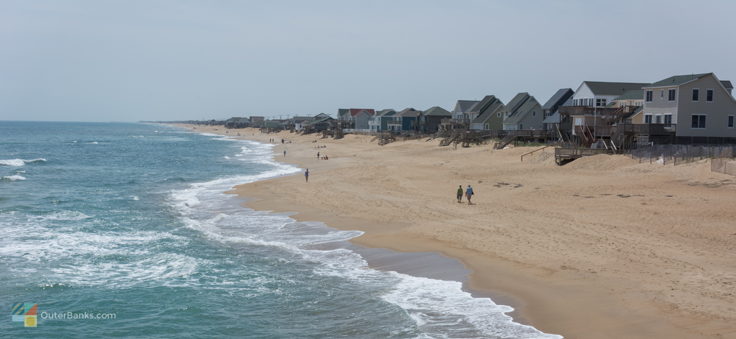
0,210,195,288
0,158,46,166
2,174,26,181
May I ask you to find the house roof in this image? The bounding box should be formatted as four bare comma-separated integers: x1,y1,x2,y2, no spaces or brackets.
376,109,396,116
645,73,709,88
585,81,649,95
721,80,734,90
349,108,375,116
504,94,540,125
615,89,644,101
469,95,503,114
470,97,504,124
305,115,335,126
397,108,421,117
505,93,531,117
422,106,452,117
454,100,480,114
542,88,574,111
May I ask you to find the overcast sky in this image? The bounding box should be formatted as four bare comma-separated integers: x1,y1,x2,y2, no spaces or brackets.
1,0,734,122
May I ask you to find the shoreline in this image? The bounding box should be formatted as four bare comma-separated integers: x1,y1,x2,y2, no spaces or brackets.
173,124,736,339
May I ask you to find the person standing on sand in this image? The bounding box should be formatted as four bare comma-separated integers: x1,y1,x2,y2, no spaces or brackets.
456,185,463,203
283,150,286,157
465,185,474,205
317,152,320,159
305,168,309,182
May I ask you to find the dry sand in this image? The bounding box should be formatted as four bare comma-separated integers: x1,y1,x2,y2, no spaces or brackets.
177,124,736,339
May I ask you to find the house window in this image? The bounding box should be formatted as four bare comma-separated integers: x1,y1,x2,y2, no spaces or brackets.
706,89,713,102
645,91,653,102
532,111,536,116
664,114,672,125
644,114,652,124
660,90,664,98
655,115,662,124
497,112,501,117
728,115,734,128
595,98,606,106
692,88,699,101
668,89,676,101
691,114,706,129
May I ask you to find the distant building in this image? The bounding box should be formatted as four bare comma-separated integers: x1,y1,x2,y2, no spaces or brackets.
249,116,265,128
390,108,421,132
502,93,543,130
541,88,574,131
421,106,452,133
369,109,396,132
468,96,505,131
452,100,480,123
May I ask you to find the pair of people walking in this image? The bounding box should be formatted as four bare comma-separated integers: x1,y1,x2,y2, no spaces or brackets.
457,185,474,205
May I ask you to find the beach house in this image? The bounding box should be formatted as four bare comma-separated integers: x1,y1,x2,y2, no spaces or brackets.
369,109,396,132
249,116,265,128
641,73,736,141
352,109,375,132
452,100,480,123
560,81,649,141
389,108,421,132
468,96,505,131
291,116,314,132
337,108,375,129
502,93,543,130
541,89,574,131
420,106,452,133
302,114,335,134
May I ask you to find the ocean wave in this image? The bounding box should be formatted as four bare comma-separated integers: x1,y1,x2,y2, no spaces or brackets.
2,174,26,181
0,158,46,166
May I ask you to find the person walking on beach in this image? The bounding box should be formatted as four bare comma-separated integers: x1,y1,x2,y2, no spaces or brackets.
283,150,287,157
465,185,474,205
456,185,463,203
304,168,309,182
317,151,320,159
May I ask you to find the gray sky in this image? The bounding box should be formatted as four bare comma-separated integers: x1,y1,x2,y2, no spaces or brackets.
1,0,734,122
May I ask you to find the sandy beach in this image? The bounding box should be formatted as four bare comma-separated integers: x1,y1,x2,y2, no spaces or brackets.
177,124,736,339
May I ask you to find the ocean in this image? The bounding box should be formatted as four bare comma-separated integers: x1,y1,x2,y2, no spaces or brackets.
0,121,559,338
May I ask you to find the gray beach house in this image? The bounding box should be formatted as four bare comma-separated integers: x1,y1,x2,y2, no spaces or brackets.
641,73,736,140
468,95,505,131
502,93,543,130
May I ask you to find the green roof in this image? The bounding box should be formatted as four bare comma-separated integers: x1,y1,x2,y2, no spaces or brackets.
646,73,710,88
585,82,649,95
